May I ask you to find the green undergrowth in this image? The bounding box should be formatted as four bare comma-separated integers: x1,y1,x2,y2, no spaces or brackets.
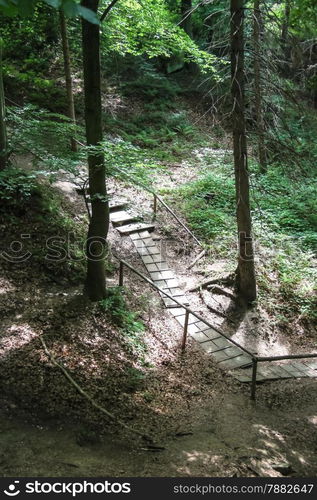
3,62,67,112
99,286,146,358
104,108,200,155
103,104,205,162
7,105,84,175
251,168,317,249
256,234,316,323
265,100,317,174
164,161,317,324
0,166,38,210
0,172,87,284
103,62,208,161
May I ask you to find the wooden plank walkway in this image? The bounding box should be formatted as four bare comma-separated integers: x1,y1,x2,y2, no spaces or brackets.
110,210,140,227
234,360,317,383
116,223,155,235
130,230,189,307
109,200,317,384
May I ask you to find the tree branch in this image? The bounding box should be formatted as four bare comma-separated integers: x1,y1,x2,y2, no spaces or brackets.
100,0,120,22
39,336,155,444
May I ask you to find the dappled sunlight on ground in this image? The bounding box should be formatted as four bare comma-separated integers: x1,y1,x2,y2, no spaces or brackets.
0,277,16,295
231,315,291,357
0,323,37,356
1,146,316,477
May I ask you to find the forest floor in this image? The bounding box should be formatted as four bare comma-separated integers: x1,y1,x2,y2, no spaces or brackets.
0,147,316,478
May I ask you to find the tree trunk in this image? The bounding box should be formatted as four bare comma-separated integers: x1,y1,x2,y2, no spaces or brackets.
180,0,193,38
59,10,77,152
0,39,8,171
281,0,291,46
253,0,266,172
230,0,257,305
180,0,198,73
281,0,291,75
81,0,109,301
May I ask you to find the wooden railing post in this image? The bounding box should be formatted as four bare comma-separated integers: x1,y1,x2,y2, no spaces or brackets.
181,310,190,353
153,194,157,220
251,358,258,400
119,261,124,287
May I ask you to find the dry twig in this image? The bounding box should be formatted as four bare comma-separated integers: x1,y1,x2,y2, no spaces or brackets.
39,336,155,445
188,273,235,293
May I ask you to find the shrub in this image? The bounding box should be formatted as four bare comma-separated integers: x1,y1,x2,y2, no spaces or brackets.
100,287,144,333
0,167,37,208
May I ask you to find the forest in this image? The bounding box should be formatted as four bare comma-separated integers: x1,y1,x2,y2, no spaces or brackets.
0,0,316,481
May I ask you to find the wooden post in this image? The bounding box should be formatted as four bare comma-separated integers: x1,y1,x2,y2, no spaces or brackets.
119,261,124,287
0,38,8,170
251,358,258,400
181,310,190,353
153,194,157,220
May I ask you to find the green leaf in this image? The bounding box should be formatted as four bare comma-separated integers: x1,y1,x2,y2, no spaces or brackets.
17,0,35,16
44,0,62,8
62,0,78,18
78,5,100,25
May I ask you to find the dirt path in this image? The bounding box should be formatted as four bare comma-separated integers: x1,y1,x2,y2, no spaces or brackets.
1,148,316,478
1,379,317,477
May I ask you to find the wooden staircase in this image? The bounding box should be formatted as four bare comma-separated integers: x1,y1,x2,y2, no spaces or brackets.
89,195,317,385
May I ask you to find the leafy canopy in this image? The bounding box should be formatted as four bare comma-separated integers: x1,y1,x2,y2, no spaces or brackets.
100,0,220,72
0,0,99,24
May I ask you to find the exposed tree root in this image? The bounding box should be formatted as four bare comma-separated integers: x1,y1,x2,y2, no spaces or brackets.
198,290,233,321
207,285,237,301
39,336,158,447
187,249,206,270
188,273,235,293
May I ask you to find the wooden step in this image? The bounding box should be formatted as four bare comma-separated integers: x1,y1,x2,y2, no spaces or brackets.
78,190,115,199
130,231,150,241
296,361,317,376
175,313,199,326
300,360,317,371
280,362,313,378
219,354,252,370
109,200,129,212
232,361,317,383
110,210,141,227
162,296,190,308
116,223,155,235
159,287,184,298
133,238,157,249
190,330,212,343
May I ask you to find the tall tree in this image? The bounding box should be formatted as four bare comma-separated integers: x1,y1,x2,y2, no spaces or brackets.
82,0,109,301
281,0,292,76
59,10,77,152
281,0,291,47
0,38,8,171
180,0,193,38
253,0,266,171
230,0,257,304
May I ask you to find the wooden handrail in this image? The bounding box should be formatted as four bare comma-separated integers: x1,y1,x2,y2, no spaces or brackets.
257,353,317,362
102,165,203,247
117,259,317,401
118,258,255,358
153,194,202,247
77,145,317,401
